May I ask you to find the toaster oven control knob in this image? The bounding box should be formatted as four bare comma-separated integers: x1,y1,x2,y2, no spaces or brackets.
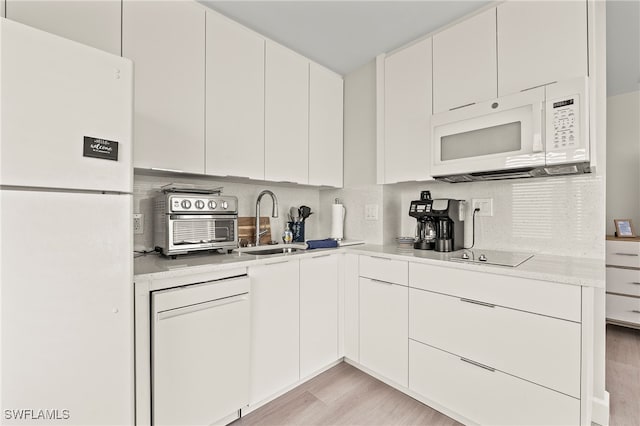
208,200,217,210
195,200,205,210
221,201,229,210
181,199,191,209
479,254,487,262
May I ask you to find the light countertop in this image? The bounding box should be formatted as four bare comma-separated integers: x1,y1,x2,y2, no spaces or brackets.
134,244,605,289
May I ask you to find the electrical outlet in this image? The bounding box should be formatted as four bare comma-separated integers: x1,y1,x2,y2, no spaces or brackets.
133,213,144,234
471,198,493,217
365,204,379,221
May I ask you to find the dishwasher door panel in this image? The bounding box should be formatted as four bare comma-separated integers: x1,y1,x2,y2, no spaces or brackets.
152,277,250,426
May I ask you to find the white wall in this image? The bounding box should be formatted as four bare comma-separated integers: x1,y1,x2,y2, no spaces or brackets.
606,90,640,235
133,172,321,251
319,59,385,244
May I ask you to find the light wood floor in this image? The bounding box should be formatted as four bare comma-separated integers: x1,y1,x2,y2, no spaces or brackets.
235,325,640,426
606,324,640,426
234,362,461,426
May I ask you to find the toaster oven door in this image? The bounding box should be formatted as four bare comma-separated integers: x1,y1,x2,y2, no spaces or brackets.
169,215,237,251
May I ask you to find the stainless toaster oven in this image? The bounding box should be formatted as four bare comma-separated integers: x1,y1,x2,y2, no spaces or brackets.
153,191,238,257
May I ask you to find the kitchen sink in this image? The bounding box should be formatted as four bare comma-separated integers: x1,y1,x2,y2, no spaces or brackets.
251,247,302,256
233,243,307,256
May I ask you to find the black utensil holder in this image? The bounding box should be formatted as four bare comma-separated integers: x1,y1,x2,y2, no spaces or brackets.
288,221,305,243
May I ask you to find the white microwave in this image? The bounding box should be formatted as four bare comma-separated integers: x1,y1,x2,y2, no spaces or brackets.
431,77,590,182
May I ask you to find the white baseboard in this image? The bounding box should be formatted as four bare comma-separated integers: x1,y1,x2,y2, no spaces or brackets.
591,391,610,426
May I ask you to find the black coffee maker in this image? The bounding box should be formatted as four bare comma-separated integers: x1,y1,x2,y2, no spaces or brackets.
409,191,436,250
426,199,465,252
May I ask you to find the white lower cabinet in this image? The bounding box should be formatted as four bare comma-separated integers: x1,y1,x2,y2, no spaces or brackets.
359,277,408,387
409,288,581,397
407,261,585,425
606,239,640,328
248,260,300,405
344,254,360,362
300,254,339,378
409,340,580,426
606,293,640,326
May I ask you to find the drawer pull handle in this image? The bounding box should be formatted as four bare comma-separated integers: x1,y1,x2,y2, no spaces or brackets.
370,278,394,286
460,298,495,308
632,310,640,314
265,260,290,266
460,357,495,372
370,256,392,261
630,282,640,285
615,253,639,257
312,254,332,259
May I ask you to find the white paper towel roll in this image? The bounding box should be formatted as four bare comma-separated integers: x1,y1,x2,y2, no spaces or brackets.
330,203,345,240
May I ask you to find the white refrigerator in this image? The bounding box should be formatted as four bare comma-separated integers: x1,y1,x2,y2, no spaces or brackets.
0,19,134,425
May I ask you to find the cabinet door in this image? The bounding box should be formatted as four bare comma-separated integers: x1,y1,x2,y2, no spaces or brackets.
383,38,432,183
433,8,497,113
206,11,265,180
6,0,121,55
300,254,339,378
265,41,309,184
309,63,343,187
344,254,359,362
123,0,205,174
497,1,588,96
248,260,300,405
359,277,408,387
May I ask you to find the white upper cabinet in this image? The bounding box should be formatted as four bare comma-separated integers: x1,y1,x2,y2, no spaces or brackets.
265,41,309,184
308,63,344,188
433,8,497,113
123,0,205,174
5,0,121,55
382,38,433,183
205,11,265,180
497,1,588,96
1,1,5,18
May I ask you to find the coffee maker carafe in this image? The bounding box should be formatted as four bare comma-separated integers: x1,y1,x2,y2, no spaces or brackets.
427,199,465,252
409,191,436,250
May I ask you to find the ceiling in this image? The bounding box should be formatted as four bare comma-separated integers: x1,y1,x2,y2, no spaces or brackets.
202,1,640,96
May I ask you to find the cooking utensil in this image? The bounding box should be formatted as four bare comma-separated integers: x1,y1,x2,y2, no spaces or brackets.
299,205,312,222
290,206,299,222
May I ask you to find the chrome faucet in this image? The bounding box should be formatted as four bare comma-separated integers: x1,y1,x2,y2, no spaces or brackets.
255,190,279,246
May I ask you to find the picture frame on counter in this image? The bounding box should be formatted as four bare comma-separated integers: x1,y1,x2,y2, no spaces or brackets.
614,219,635,237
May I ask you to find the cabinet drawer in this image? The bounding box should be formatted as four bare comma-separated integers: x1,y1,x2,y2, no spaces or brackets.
409,262,581,322
409,340,580,426
409,288,580,397
606,241,640,268
607,267,640,297
360,255,408,286
606,293,640,326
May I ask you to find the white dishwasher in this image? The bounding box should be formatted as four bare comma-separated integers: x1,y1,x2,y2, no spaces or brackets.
152,275,250,426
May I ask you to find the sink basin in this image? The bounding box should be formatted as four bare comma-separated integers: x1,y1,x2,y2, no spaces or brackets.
251,247,302,256
233,243,307,256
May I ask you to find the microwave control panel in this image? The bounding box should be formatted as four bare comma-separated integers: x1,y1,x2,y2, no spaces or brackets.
549,95,579,151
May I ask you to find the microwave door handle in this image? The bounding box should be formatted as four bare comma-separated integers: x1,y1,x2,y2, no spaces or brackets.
532,106,544,152
533,134,544,152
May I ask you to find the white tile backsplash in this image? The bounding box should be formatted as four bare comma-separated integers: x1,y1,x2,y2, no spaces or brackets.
133,172,321,251
319,185,384,244
385,174,605,258
134,172,604,258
